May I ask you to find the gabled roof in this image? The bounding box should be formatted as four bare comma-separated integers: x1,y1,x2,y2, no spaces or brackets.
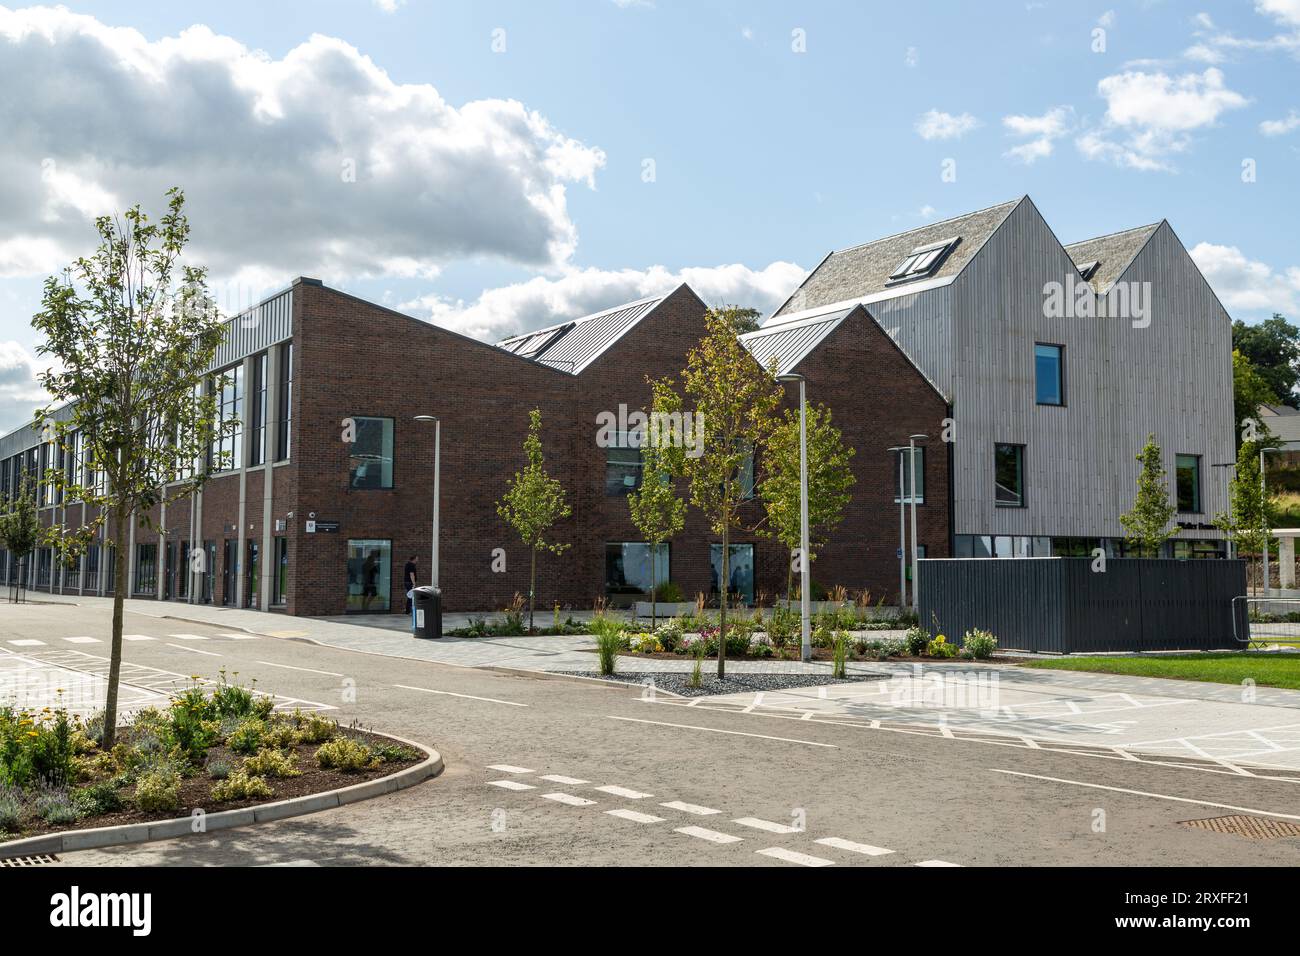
739,304,856,376
495,291,669,374
1064,222,1161,293
773,198,1023,316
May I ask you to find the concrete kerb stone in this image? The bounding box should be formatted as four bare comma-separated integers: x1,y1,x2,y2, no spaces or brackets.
0,733,442,860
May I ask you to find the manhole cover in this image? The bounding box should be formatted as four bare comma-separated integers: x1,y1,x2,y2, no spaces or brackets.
0,853,60,866
1179,814,1300,840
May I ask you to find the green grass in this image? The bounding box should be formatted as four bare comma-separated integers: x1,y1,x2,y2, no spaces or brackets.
1022,653,1300,690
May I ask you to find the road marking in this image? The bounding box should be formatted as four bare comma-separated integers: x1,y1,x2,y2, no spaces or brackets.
123,635,155,642
814,837,894,857
542,792,596,807
607,715,837,748
915,860,962,867
606,808,665,824
220,633,260,640
164,642,222,657
395,684,527,707
757,847,835,867
64,636,100,644
539,774,588,785
169,634,209,641
9,639,44,646
594,784,653,799
487,780,535,791
990,768,1300,821
674,826,742,845
733,817,801,834
660,800,722,816
486,764,535,774
255,660,344,677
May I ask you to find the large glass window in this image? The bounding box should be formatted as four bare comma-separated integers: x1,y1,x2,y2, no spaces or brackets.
273,537,289,606
1051,537,1102,557
349,417,394,489
347,539,391,612
709,543,755,606
1173,539,1223,560
245,540,260,608
85,545,100,591
894,447,925,504
210,365,244,472
1176,454,1201,513
995,443,1025,508
1035,343,1064,406
604,543,670,600
201,541,216,604
249,353,268,466
605,437,642,497
222,539,237,605
135,543,157,595
276,343,293,462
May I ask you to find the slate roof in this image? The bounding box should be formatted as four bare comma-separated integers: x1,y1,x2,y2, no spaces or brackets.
1064,222,1161,292
495,292,668,374
773,198,1023,316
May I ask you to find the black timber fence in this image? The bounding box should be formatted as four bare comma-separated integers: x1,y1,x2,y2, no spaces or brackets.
917,558,1247,654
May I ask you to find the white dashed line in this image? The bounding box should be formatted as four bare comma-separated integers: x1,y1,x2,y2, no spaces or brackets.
487,780,536,791
674,826,742,845
915,860,962,867
255,660,344,677
9,640,44,646
539,774,588,785
164,643,222,657
395,684,527,707
605,808,664,824
168,634,209,641
594,785,653,799
542,792,597,807
64,636,100,644
814,837,895,857
757,847,835,867
733,817,801,834
123,635,155,642
220,633,260,640
660,800,722,816
607,715,836,748
486,765,535,774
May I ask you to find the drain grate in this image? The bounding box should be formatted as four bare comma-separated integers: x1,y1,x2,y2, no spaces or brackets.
1180,814,1300,840
0,853,59,866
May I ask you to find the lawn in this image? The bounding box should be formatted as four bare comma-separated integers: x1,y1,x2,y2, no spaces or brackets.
1022,653,1300,690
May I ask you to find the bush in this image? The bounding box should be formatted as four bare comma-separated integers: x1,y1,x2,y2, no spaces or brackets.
926,634,958,659
36,785,78,824
134,767,181,813
372,743,422,763
723,620,753,656
653,619,683,652
904,626,930,657
749,643,773,658
595,630,623,675
651,580,685,603
211,770,274,802
71,782,122,817
0,782,21,831
626,633,663,654
293,712,338,745
207,758,234,781
227,719,267,755
0,706,79,788
242,748,301,778
811,624,835,649
962,628,998,660
210,670,257,720
315,736,378,772
832,632,852,678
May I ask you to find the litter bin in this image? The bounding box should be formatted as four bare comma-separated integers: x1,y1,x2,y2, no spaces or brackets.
412,585,442,639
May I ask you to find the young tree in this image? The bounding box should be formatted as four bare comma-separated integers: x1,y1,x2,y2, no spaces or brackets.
757,401,856,601
627,378,687,628
0,476,40,603
32,188,230,748
497,408,571,631
1215,440,1274,595
1118,434,1179,557
680,307,783,678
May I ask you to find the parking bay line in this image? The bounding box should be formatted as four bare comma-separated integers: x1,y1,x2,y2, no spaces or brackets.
757,847,835,867
255,660,344,677
607,715,837,748
606,808,665,824
733,817,801,835
814,837,894,857
542,792,597,807
164,643,222,657
674,826,742,845
394,684,527,707
990,768,1300,822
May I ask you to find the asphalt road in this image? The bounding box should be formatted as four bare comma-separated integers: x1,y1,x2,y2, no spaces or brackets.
3,602,1299,867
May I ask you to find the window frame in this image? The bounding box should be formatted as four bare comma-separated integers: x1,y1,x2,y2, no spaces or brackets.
603,541,671,599
893,447,925,505
994,443,1026,509
604,433,643,498
347,415,396,490
1176,453,1202,514
1034,342,1065,407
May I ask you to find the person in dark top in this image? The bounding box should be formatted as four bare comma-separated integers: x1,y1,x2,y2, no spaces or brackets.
361,552,380,611
404,555,419,621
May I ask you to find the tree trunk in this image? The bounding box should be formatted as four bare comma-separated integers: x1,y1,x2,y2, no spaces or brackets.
528,545,537,633
718,528,728,679
102,509,128,750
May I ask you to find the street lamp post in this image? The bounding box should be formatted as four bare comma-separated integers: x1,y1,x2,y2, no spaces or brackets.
413,416,441,588
908,434,927,611
888,445,909,609
777,373,811,662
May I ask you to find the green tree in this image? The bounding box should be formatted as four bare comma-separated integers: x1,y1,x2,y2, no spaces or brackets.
497,408,571,632
1232,349,1279,450
0,476,40,602
1118,434,1179,557
627,378,687,629
1215,439,1274,595
32,188,230,748
757,401,856,601
680,307,783,677
723,306,762,335
1233,314,1299,408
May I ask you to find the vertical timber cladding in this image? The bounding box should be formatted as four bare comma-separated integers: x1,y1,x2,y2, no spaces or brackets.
919,558,1245,652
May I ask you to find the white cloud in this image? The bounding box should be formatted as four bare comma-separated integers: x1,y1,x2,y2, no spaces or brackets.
1003,106,1073,163
1098,10,1116,28
741,26,753,40
1183,43,1226,63
1190,242,1300,314
0,7,606,285
1261,110,1300,135
1187,2,1300,61
372,0,405,12
904,46,918,67
0,340,49,436
404,261,807,342
1076,68,1248,170
1257,0,1300,26
914,109,980,141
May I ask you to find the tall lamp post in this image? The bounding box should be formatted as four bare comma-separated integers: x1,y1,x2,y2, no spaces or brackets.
888,445,909,609
1260,446,1284,593
413,416,441,588
908,434,927,611
776,373,811,662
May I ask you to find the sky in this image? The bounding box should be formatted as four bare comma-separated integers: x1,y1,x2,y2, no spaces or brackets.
0,0,1298,432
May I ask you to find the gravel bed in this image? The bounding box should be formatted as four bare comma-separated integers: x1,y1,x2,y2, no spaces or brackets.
555,670,887,697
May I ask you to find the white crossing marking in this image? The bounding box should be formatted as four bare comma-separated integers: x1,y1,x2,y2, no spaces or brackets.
64,636,100,644
487,780,535,791
660,800,722,816
607,715,836,748
395,684,527,707
123,635,155,642
674,826,742,844
542,792,596,807
915,860,962,867
814,837,894,857
594,785,653,799
605,808,664,824
539,774,588,785
757,847,835,867
255,660,344,677
733,817,801,834
169,633,209,641
486,764,535,774
164,643,222,657
220,633,260,640
9,640,45,646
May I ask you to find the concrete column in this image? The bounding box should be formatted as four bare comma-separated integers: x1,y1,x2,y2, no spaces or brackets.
235,354,254,609
1281,535,1296,589
260,343,282,611
157,499,166,601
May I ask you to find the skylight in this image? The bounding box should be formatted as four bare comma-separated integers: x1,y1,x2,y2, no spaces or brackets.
887,237,959,283
1077,260,1100,281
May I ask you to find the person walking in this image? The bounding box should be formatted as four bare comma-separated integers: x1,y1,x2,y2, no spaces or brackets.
404,554,419,630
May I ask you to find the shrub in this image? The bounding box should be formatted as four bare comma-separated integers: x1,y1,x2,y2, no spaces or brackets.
71,782,122,817
626,633,663,654
653,619,683,652
36,785,78,824
749,643,773,658
227,719,267,755
242,748,301,778
811,624,835,649
261,720,301,750
207,758,234,781
372,743,422,763
211,770,274,802
166,700,217,765
0,782,21,831
0,705,79,788
210,670,257,720
294,712,337,745
134,766,181,813
688,641,705,689
926,634,958,659
962,628,998,660
832,632,852,678
651,580,685,603
904,626,930,657
315,736,378,772
595,630,623,675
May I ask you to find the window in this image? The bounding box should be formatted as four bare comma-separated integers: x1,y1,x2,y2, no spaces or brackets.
210,365,244,472
604,543,670,600
894,447,925,504
37,443,49,507
605,435,642,497
1035,343,1064,406
1051,537,1102,557
995,444,1025,508
176,540,188,599
887,237,959,284
347,539,391,612
1077,260,1100,282
710,543,755,606
1176,454,1202,513
348,417,395,489
273,537,289,606
201,541,216,604
222,540,237,605
1173,539,1223,560
249,353,268,466
85,545,100,590
276,343,293,462
135,543,158,595
246,540,260,608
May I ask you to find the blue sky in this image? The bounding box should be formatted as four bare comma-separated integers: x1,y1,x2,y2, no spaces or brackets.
0,0,1297,430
